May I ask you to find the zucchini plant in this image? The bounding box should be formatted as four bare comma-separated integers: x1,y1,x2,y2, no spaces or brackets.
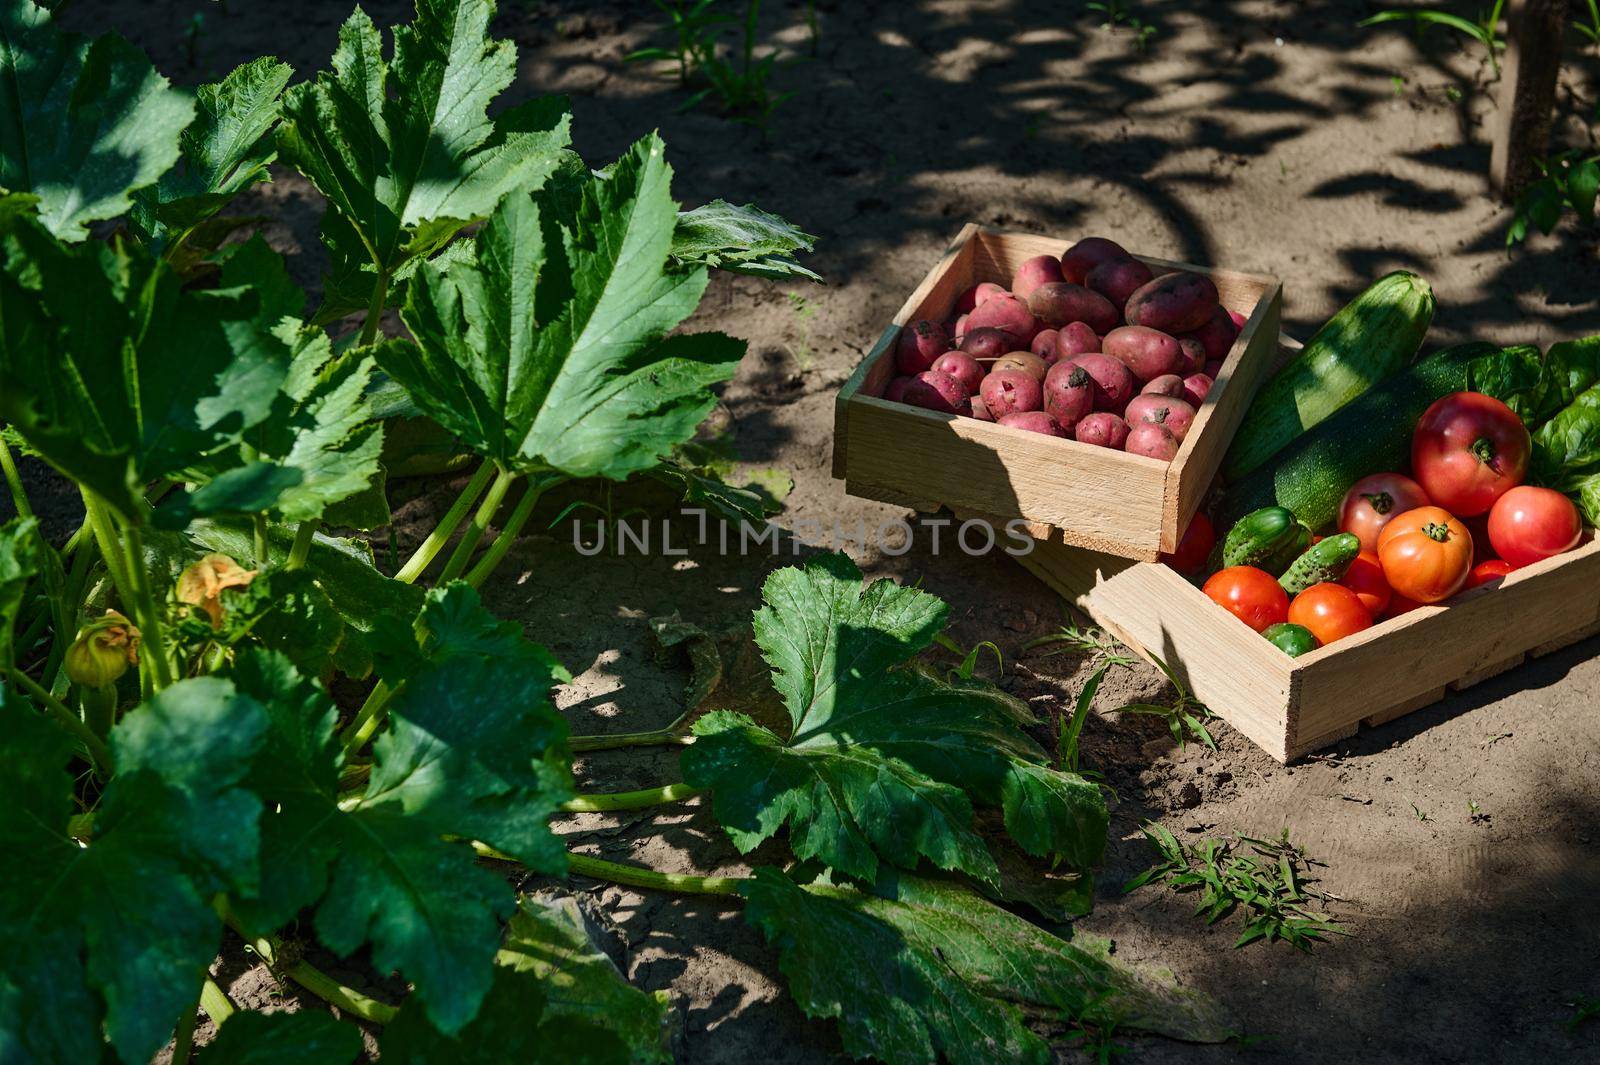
0,1,1226,1060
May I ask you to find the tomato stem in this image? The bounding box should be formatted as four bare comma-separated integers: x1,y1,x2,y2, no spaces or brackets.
1471,436,1496,466
1362,491,1394,515
1422,521,1453,543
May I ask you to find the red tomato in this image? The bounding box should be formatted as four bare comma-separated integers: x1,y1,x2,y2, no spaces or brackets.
1338,549,1392,616
1461,512,1494,563
1383,591,1427,619
1160,513,1215,575
1338,472,1431,553
1410,392,1530,516
1466,559,1515,588
1486,486,1582,567
1378,506,1474,603
1202,566,1289,632
1288,583,1373,645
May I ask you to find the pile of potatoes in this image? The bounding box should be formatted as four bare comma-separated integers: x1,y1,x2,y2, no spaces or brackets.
883,236,1245,461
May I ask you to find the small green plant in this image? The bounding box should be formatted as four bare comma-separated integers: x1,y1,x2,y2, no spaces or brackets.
1410,800,1431,822
784,290,817,370
628,0,797,129
1391,74,1407,95
1466,797,1491,824
1576,1,1600,51
183,10,205,69
1119,655,1218,751
1567,994,1600,1032
1026,621,1135,667
1124,825,1348,951
932,632,1005,682
1507,150,1600,248
1087,1,1157,53
1361,1,1506,76
626,0,729,85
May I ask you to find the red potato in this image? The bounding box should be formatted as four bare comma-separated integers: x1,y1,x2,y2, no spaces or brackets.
1227,308,1248,329
998,411,1068,437
1124,394,1196,442
992,351,1048,381
1062,353,1136,411
960,326,1018,361
952,313,970,342
1028,283,1119,334
1030,329,1058,359
1183,305,1241,362
967,294,1039,346
980,369,1044,418
1060,237,1130,284
883,376,915,403
955,281,1009,314
1086,257,1154,308
1204,358,1224,379
1126,421,1181,460
1182,373,1213,407
903,370,970,415
1043,361,1095,428
1053,321,1100,361
970,393,994,421
1075,411,1130,449
1124,271,1220,335
1103,325,1183,382
896,319,950,375
1012,255,1065,300
1177,337,1207,376
931,350,984,393
1141,374,1185,399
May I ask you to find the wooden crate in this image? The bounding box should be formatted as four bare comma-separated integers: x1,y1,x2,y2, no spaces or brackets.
1015,531,1600,762
832,225,1283,560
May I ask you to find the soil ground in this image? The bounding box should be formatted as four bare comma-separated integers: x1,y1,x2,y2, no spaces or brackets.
22,1,1600,1062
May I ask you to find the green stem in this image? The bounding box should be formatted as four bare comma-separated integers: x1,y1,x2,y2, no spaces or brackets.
252,513,270,568
286,521,317,571
80,684,116,739
224,913,399,1025
358,268,391,348
170,989,200,1065
560,783,703,813
564,851,746,897
568,728,696,753
200,978,235,1027
0,431,32,520
464,478,553,588
117,521,175,691
338,679,402,758
393,459,496,584
436,467,517,585
8,668,113,775
81,492,134,610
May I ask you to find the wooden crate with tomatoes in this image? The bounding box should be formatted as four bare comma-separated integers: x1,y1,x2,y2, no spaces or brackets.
832,225,1283,561
1006,275,1600,761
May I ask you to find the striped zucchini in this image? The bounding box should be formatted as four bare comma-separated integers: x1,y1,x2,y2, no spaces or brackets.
1223,271,1435,481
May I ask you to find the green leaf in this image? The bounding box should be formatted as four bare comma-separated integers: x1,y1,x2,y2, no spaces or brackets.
371,581,571,686
0,517,41,666
195,1010,363,1065
1534,383,1600,485
742,868,1233,1064
0,678,268,1064
682,554,1107,886
1568,158,1599,223
0,2,194,240
130,57,293,249
385,134,746,479
227,601,573,1036
169,568,346,678
1547,335,1600,409
0,202,289,521
277,0,573,298
671,200,819,280
647,456,787,525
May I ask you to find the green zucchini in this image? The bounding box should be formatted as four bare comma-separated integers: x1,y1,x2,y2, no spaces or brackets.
1263,623,1319,657
1222,507,1312,574
1223,272,1435,481
1279,533,1361,596
1223,343,1501,531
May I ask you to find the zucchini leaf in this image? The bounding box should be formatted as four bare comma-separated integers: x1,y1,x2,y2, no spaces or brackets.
1465,344,1554,425
0,517,40,668
0,678,269,1064
0,201,292,522
277,0,573,319
680,554,1107,888
195,1011,363,1065
383,135,745,480
1533,383,1600,485
671,200,819,281
742,868,1233,1065
227,589,573,1036
1546,335,1600,410
0,1,194,240
129,56,293,251
382,893,672,1064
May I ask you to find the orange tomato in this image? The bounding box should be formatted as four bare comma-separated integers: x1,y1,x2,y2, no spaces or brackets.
1466,559,1515,588
1288,583,1373,646
1338,472,1431,553
1202,566,1289,632
1338,549,1391,617
1377,506,1473,603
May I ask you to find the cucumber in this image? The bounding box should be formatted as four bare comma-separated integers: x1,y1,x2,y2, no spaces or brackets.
1279,533,1361,595
1222,507,1312,574
1263,623,1319,657
1223,272,1435,481
1222,343,1501,531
